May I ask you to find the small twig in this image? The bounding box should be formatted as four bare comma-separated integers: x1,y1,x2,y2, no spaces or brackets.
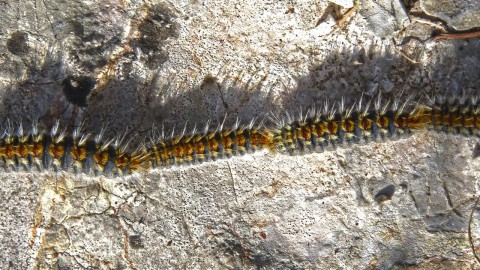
410,18,446,31
397,49,421,64
468,195,480,265
392,44,422,64
337,0,360,29
435,31,480,41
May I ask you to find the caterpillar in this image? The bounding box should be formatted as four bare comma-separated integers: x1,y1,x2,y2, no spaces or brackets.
0,121,145,176
146,119,273,168
427,96,480,137
0,95,478,176
270,97,430,154
270,95,480,154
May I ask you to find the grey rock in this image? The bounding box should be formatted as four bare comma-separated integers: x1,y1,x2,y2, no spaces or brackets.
1,0,480,269
360,0,410,37
421,0,480,31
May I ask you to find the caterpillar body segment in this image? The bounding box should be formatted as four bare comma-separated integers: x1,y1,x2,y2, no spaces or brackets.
271,98,435,155
0,122,146,176
426,96,480,137
147,122,274,168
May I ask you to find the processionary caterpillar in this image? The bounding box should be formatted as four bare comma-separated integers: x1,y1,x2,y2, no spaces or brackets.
0,121,145,176
0,95,478,176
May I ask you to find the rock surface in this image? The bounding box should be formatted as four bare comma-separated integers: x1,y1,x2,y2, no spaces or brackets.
420,0,480,31
1,0,480,269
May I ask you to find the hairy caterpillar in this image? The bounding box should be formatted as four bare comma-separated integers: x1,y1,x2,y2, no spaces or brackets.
0,121,145,176
270,96,431,154
271,95,480,155
1,95,478,176
427,96,480,137
146,119,273,168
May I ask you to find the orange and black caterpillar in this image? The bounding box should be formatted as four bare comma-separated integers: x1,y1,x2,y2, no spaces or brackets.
147,119,273,168
271,95,480,154
0,121,145,176
270,97,430,154
1,95,479,176
427,96,480,137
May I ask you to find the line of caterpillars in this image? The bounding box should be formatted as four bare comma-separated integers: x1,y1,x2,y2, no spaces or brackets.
1,95,479,176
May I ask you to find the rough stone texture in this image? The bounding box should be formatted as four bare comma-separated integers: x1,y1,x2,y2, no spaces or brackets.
420,0,480,31
1,0,480,269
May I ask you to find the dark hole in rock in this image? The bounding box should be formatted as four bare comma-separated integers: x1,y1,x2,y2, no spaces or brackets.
7,31,29,56
129,235,144,249
375,184,395,203
62,76,96,107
